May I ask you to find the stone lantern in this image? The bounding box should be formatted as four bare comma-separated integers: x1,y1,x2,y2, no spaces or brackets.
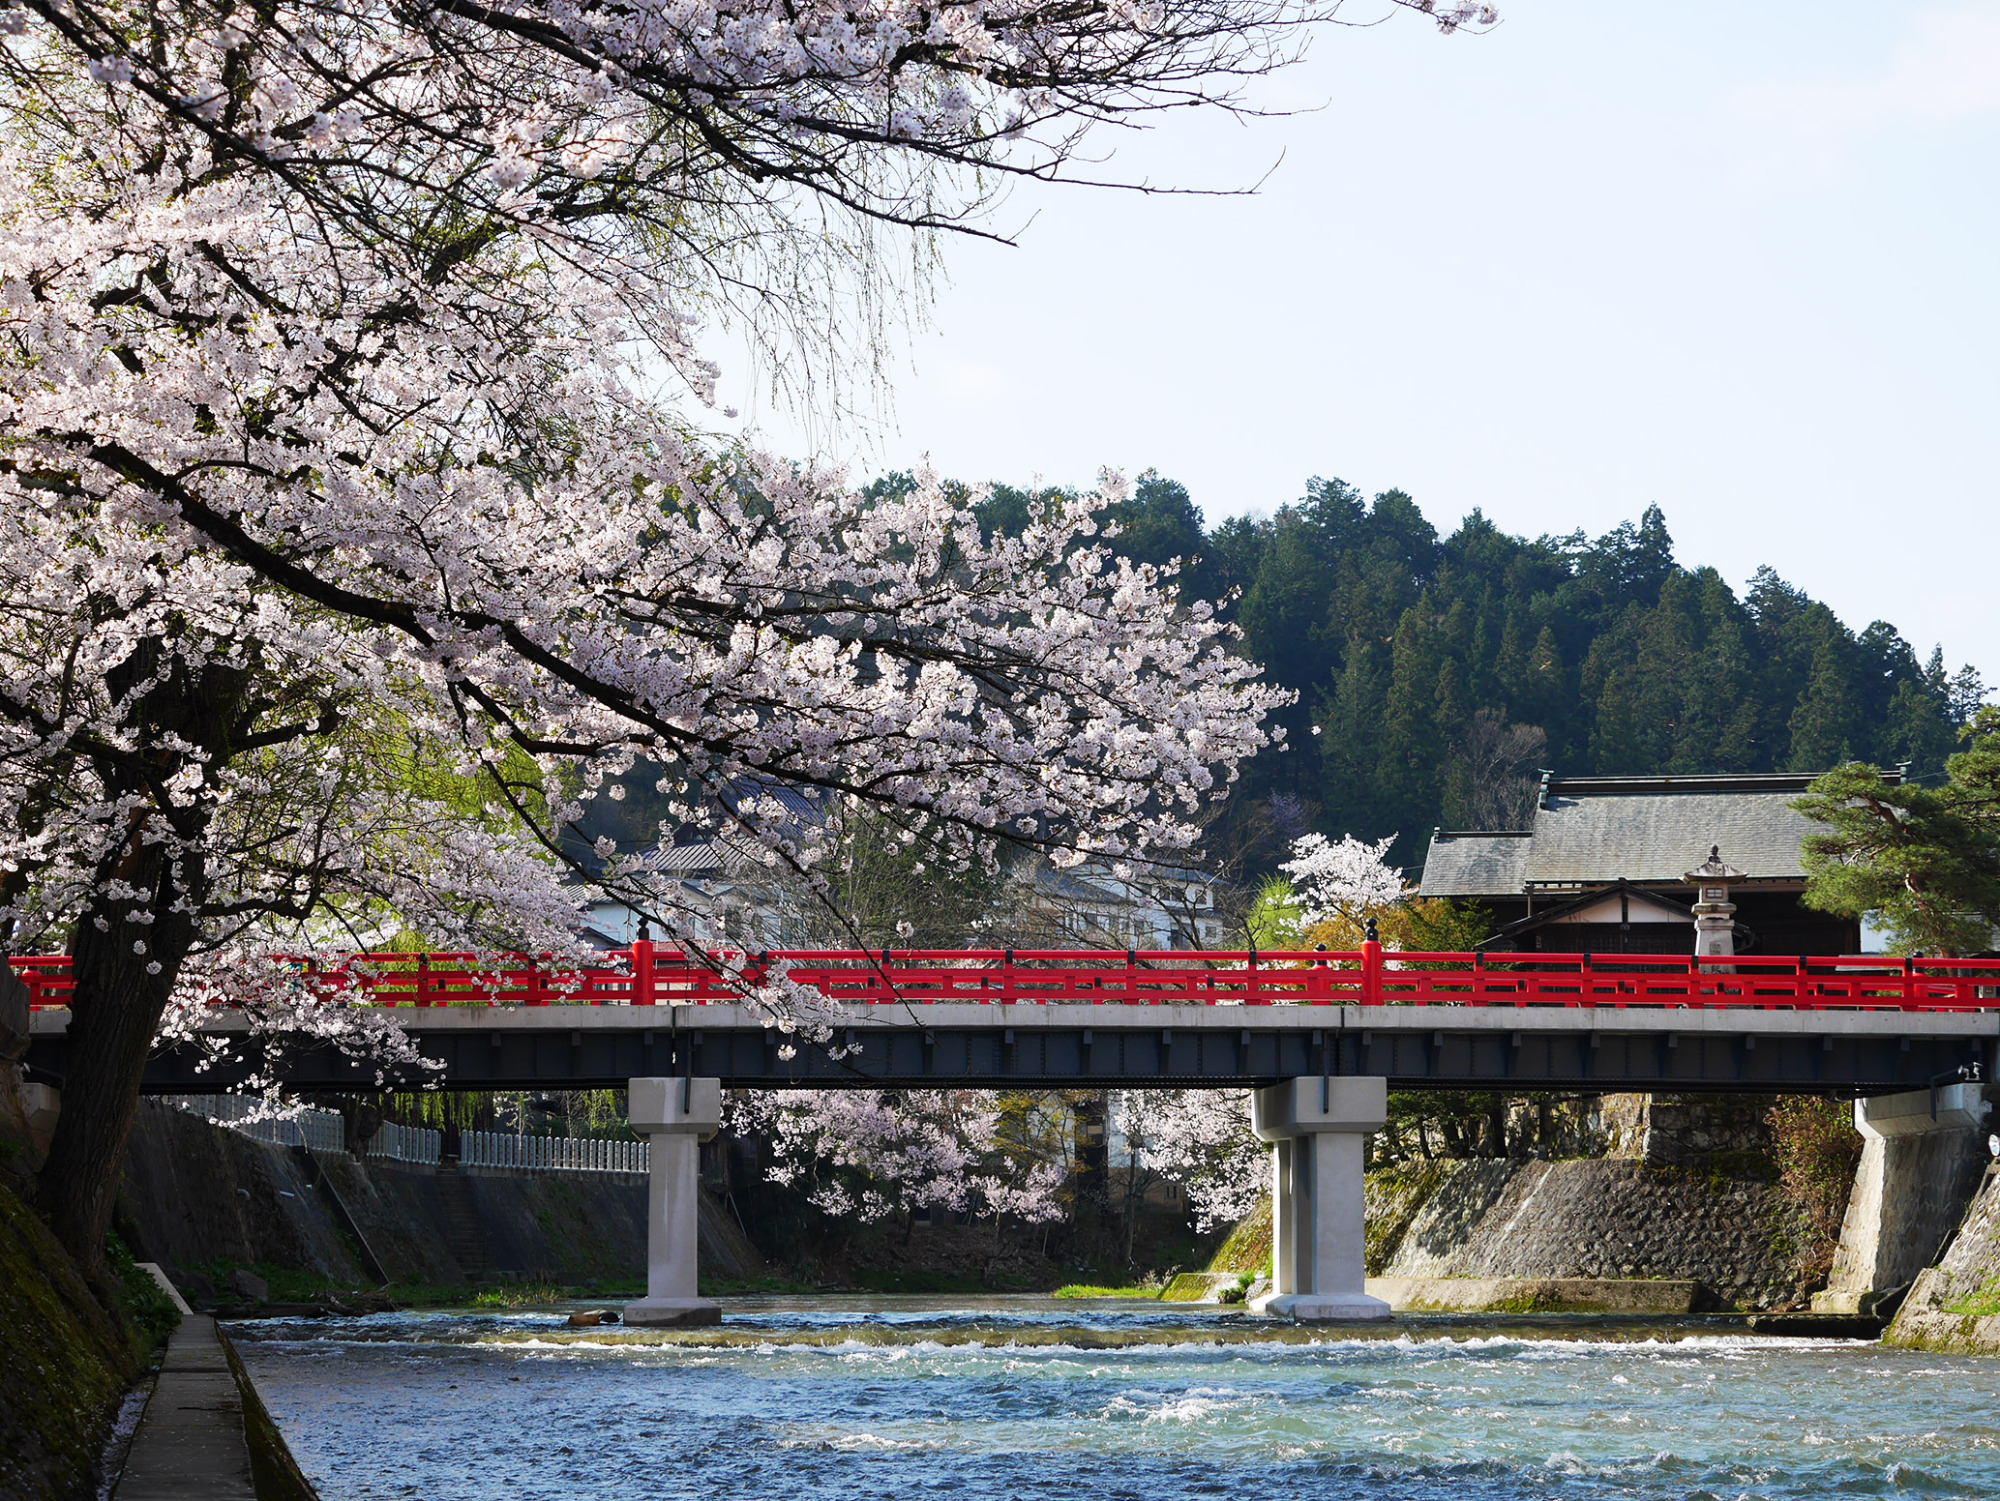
1684,845,1745,958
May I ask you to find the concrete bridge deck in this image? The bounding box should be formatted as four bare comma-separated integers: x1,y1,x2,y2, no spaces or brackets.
26,996,1999,1093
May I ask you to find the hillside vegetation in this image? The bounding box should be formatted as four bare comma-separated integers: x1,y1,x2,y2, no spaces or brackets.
1014,473,1978,869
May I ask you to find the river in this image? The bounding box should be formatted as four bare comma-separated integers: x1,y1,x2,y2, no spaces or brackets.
232,1297,2000,1500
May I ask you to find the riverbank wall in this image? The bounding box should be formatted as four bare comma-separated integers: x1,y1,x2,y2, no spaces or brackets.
0,1177,157,1501
117,1100,765,1295
1,972,174,1501
1883,1163,2000,1354
1362,1157,1797,1309
1204,1092,1799,1308
1815,1087,1994,1315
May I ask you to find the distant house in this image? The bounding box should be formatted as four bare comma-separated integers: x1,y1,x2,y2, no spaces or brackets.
1008,857,1225,951
580,844,1225,953
1417,771,1899,957
575,780,827,951
577,839,789,950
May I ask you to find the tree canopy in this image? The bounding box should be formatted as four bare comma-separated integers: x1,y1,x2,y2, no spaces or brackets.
1796,710,2000,957
995,477,1982,869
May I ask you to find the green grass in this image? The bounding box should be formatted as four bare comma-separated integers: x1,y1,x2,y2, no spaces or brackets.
468,1283,569,1309
1052,1284,1161,1300
108,1234,182,1352
848,1268,1030,1295
699,1276,818,1297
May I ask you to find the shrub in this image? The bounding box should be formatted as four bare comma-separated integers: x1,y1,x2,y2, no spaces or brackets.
1765,1098,1863,1289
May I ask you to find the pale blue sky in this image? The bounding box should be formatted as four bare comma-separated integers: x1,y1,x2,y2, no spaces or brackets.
716,2,2000,679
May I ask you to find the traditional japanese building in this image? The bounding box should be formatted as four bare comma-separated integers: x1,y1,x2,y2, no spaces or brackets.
1416,771,1898,956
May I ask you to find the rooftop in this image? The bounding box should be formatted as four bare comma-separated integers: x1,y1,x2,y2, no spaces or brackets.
1418,768,1901,897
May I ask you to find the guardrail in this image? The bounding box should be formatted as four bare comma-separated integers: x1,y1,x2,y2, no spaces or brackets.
366,1120,441,1164
170,1094,347,1153
461,1131,648,1174
17,944,2000,1012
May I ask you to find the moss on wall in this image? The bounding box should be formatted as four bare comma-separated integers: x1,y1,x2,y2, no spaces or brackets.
216,1327,321,1501
0,1180,153,1501
1204,1197,1270,1275
1364,1160,1451,1276
1886,1165,2000,1355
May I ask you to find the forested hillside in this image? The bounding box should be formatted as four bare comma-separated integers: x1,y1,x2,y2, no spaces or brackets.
969,472,1983,870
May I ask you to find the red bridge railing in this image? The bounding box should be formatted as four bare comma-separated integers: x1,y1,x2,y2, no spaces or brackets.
11,945,2000,1012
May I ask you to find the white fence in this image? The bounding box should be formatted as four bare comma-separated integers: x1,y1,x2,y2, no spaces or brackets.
172,1094,346,1154
165,1095,641,1174
462,1130,648,1175
366,1120,442,1164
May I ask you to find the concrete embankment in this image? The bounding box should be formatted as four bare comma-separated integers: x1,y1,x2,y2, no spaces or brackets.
1885,1164,2000,1355
1365,1157,1796,1310
1814,1085,1994,1315
1366,1275,1706,1315
120,1100,765,1294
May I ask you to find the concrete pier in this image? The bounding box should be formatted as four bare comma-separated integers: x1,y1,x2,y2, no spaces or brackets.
1813,1082,1994,1315
1249,1077,1392,1322
623,1077,723,1327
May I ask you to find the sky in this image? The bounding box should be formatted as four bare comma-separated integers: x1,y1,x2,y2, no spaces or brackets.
711,1,2000,679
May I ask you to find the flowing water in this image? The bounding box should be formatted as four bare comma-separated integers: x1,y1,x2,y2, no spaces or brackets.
232,1298,2000,1501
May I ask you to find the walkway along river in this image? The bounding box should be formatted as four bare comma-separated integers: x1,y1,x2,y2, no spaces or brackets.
230,1297,2000,1501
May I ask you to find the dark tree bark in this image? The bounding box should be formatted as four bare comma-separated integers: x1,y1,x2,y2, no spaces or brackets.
35,641,237,1289
38,874,196,1292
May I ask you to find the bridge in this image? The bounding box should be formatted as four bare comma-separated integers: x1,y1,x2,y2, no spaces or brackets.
17,943,2000,1094
17,943,1998,1328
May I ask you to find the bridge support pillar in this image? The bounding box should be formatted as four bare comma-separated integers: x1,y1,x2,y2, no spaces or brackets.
1248,1077,1391,1322
624,1077,723,1328
1812,1083,1993,1316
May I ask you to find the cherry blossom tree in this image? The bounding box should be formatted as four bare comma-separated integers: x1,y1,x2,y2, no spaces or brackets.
1266,829,1490,955
0,0,1487,1280
1278,832,1405,932
1112,1087,1263,1258
727,1089,1064,1226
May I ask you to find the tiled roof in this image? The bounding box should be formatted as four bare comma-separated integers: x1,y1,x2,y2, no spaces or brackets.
1419,832,1533,897
636,841,727,875
1418,770,1895,896
1522,787,1816,885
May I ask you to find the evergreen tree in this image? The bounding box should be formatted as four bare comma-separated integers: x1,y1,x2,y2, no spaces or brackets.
957,467,1987,875
1376,606,1447,859
1787,633,1860,772
1107,469,1206,576
1797,718,2000,956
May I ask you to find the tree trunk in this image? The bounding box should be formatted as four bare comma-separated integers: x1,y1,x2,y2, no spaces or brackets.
38,862,197,1292
34,640,233,1291
1123,1171,1140,1268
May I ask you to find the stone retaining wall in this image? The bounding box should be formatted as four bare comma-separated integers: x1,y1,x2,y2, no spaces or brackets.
1373,1157,1795,1309
120,1099,368,1285
1598,1093,1777,1169
1885,1165,2000,1355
